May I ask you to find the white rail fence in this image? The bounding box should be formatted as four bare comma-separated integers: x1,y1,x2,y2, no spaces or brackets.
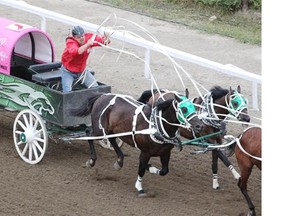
0,0,262,110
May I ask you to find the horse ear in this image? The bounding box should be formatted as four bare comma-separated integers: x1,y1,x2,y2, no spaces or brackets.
175,94,182,102
237,85,241,93
229,86,233,93
185,88,189,98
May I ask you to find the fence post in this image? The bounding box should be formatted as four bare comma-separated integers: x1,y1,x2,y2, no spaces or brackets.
144,48,151,79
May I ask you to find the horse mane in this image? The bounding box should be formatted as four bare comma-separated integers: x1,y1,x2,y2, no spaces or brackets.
156,98,174,110
137,89,165,104
210,86,229,100
70,92,103,117
137,89,155,103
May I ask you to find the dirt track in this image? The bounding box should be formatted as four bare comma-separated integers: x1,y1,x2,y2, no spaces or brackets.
0,0,261,215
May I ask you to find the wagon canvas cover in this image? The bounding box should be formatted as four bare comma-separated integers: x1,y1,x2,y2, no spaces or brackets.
0,17,55,75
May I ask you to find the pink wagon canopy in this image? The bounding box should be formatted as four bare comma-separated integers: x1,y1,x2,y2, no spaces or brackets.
0,17,55,75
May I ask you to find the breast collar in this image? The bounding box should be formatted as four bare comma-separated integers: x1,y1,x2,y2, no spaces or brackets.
199,93,224,129
148,106,181,147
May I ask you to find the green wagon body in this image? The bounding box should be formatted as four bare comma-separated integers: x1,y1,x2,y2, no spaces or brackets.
0,72,111,127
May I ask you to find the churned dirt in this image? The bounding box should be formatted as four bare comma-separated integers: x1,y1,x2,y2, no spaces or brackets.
0,0,261,216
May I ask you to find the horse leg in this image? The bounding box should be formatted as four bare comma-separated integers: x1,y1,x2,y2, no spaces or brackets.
85,129,97,167
211,150,220,189
146,150,171,176
135,151,151,197
109,137,124,170
238,167,256,216
217,149,240,180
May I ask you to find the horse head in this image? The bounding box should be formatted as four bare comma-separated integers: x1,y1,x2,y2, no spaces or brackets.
227,85,250,123
155,93,204,136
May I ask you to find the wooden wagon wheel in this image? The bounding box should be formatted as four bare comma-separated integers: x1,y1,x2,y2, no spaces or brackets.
13,109,48,164
98,138,123,150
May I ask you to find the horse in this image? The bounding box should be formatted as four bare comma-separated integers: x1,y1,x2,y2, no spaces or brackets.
70,91,204,196
229,126,261,216
137,85,250,189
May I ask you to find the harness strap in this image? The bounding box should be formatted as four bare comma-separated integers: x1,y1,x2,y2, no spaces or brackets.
200,93,223,129
131,104,146,149
235,137,262,161
149,107,182,147
235,126,262,161
99,95,117,137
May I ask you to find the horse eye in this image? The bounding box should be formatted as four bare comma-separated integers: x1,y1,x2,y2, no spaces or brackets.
233,102,238,108
181,107,187,114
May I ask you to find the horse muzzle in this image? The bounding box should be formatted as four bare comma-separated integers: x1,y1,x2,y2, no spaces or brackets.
190,117,204,134
238,113,250,123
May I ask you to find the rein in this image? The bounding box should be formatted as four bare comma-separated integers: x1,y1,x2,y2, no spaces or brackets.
199,93,224,129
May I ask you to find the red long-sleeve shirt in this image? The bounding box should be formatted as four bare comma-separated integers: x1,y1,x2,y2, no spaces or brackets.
61,33,106,73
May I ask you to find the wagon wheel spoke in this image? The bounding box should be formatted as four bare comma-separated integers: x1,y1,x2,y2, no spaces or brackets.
17,119,27,131
33,140,44,154
20,143,29,156
31,142,39,160
23,113,29,128
13,109,48,165
29,144,33,161
32,118,39,131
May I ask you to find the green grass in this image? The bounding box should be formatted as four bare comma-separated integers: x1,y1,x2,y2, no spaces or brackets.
88,0,261,45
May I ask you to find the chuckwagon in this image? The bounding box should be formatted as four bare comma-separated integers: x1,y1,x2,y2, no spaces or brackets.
0,17,112,164
0,17,249,177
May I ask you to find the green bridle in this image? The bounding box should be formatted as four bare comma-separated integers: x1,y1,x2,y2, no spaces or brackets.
227,91,248,117
177,96,197,124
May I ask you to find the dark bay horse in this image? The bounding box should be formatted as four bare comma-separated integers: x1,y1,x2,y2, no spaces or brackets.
138,85,250,189
231,126,261,216
71,92,204,196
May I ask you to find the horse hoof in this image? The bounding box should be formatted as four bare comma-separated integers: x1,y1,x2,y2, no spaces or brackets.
247,210,256,216
85,160,92,168
86,159,95,168
114,161,121,170
137,190,147,198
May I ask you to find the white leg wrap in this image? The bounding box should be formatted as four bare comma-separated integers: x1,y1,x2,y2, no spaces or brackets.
149,166,160,175
135,175,143,192
213,174,219,189
229,165,241,179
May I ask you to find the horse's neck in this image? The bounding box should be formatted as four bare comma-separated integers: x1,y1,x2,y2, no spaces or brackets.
213,96,229,120
155,104,178,137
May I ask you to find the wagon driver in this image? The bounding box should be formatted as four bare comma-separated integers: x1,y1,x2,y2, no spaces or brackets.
60,26,110,93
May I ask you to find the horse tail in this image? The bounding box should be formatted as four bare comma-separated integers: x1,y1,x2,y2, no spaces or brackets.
221,135,237,157
70,93,103,117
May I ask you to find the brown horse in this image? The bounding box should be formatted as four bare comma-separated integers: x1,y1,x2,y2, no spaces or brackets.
71,92,204,196
138,85,250,189
231,126,261,216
